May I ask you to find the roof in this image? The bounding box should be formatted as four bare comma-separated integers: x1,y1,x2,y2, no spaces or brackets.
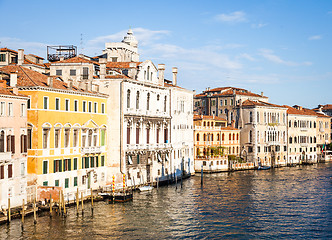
242,99,285,108
0,48,18,54
193,114,227,121
52,56,99,65
220,126,240,131
313,104,332,111
28,54,44,60
164,82,185,89
105,74,130,79
284,105,330,118
106,62,141,69
195,86,267,98
23,58,48,67
0,65,96,94
0,86,27,98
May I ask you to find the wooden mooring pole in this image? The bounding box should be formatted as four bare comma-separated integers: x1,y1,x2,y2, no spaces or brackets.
50,194,53,217
201,165,203,187
7,198,11,223
90,188,94,214
33,199,37,224
62,191,66,217
21,199,25,225
76,189,79,216
81,192,84,215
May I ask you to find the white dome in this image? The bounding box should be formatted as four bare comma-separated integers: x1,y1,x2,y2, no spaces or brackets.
122,28,138,48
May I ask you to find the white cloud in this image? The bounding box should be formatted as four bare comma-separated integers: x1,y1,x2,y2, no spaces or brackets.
0,37,48,58
259,49,312,66
214,11,246,23
308,35,322,40
237,53,255,61
251,23,268,29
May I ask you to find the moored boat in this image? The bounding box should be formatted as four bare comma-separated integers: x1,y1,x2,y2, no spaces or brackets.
139,185,153,192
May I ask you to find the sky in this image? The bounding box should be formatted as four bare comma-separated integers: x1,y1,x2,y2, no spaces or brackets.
1,0,331,108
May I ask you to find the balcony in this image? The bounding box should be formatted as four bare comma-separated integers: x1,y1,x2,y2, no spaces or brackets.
81,146,101,154
126,143,172,151
0,152,11,162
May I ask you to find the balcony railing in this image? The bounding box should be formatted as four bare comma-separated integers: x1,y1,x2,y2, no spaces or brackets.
81,146,101,154
126,143,172,150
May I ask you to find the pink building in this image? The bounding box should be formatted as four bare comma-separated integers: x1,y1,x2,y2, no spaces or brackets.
0,79,29,208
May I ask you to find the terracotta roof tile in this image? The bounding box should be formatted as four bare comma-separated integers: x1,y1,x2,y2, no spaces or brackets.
52,56,99,65
0,48,18,54
242,99,284,108
106,62,141,69
284,105,330,118
194,114,226,121
105,74,130,79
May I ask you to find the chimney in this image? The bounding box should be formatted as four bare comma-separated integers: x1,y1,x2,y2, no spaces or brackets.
261,91,264,96
10,72,17,87
68,79,73,90
85,82,89,91
47,77,53,88
158,64,165,85
128,62,137,78
99,58,107,79
172,67,178,86
231,120,235,128
12,87,18,95
18,49,24,65
233,89,236,95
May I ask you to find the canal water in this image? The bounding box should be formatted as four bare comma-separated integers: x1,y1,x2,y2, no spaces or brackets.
1,163,331,239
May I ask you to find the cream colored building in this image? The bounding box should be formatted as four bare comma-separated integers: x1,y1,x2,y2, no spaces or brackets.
238,100,288,167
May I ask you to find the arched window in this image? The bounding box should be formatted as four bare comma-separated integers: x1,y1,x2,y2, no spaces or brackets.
203,122,206,127
147,93,150,111
127,90,131,108
217,133,220,141
237,133,239,140
196,133,200,141
229,134,231,141
88,129,93,146
289,137,292,144
211,134,214,141
0,130,4,152
249,111,253,123
249,130,252,143
222,133,225,141
257,112,259,123
203,134,206,141
27,124,33,149
147,66,150,80
233,133,235,140
136,91,140,109
207,122,210,127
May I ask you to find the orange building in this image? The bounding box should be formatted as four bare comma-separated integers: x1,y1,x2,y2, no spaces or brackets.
193,115,240,172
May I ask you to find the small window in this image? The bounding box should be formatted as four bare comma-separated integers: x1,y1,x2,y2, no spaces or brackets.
88,102,92,113
101,103,105,114
65,99,70,111
94,102,97,113
43,97,48,110
101,155,105,166
73,157,78,170
55,98,60,110
8,103,13,116
73,100,78,112
65,178,69,188
82,101,86,112
56,69,62,76
43,160,48,174
74,177,78,186
43,181,48,186
0,102,5,116
55,180,59,186
0,54,6,62
70,69,76,76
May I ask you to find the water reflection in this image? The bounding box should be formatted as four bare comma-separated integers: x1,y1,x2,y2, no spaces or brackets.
0,163,331,239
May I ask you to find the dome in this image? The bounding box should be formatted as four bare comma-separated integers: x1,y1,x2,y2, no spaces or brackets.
122,28,138,48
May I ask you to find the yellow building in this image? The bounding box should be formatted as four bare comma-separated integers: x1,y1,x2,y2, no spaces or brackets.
193,115,240,172
0,65,108,199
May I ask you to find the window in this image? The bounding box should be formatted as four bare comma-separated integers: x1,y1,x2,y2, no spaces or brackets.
7,135,15,153
43,160,48,174
249,130,252,143
136,91,140,109
231,99,234,106
147,93,150,111
90,157,94,168
55,98,60,110
27,126,32,149
43,181,48,186
146,128,150,144
54,129,60,148
0,130,4,152
54,159,62,173
220,100,223,106
83,101,86,112
101,103,105,114
74,177,78,186
101,155,105,166
70,69,76,76
83,67,88,79
249,111,253,123
20,162,25,176
73,157,78,170
64,159,71,171
156,128,159,144
164,96,167,112
65,178,69,188
8,103,13,116
8,164,12,178
27,98,31,109
127,127,130,145
127,90,131,108
0,54,6,62
211,100,216,106
88,102,92,112
73,129,78,147
0,165,4,179
197,133,200,141
164,128,168,143
43,97,48,110
136,127,140,144
21,103,26,117
225,100,227,106
65,99,70,111
56,69,62,76
94,102,97,113
64,128,70,148
0,102,5,116
74,100,78,112
20,134,27,153
137,154,140,164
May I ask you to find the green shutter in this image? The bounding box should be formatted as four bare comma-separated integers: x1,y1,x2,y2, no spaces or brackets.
43,161,48,174
96,156,99,167
43,181,48,186
85,157,89,168
90,157,94,168
74,158,77,170
65,178,69,188
68,159,71,171
101,129,105,146
54,160,56,173
82,158,84,169
59,160,62,172
74,177,77,186
55,180,59,186
137,154,140,164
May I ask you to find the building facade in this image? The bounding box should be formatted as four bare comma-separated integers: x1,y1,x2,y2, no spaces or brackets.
0,82,29,208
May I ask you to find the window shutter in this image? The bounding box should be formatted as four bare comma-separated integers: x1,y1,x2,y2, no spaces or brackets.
11,135,15,153
24,135,27,152
8,164,12,178
68,159,71,171
7,135,10,152
0,165,4,179
59,160,62,172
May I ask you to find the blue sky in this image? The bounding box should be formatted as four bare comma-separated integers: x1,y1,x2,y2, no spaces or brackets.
1,0,331,108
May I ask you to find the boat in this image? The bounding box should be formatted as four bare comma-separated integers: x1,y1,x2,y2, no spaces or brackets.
99,190,133,203
139,185,153,192
258,165,271,170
